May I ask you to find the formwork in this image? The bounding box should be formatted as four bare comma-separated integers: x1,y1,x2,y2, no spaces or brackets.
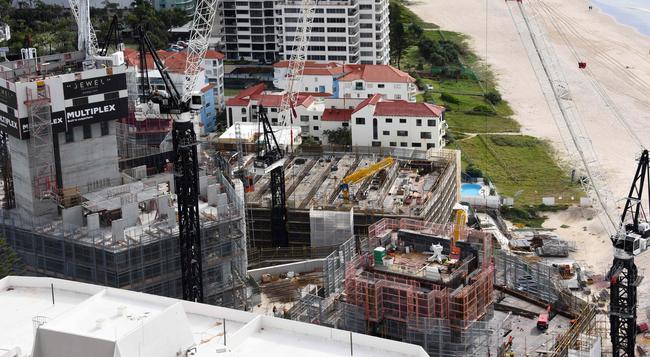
244,147,461,248
341,217,495,356
0,174,250,309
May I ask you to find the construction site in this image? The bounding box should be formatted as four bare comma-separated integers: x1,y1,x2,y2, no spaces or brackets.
0,41,250,309
241,148,461,248
1,0,649,354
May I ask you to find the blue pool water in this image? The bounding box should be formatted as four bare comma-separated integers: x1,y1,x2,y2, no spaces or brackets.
461,183,482,197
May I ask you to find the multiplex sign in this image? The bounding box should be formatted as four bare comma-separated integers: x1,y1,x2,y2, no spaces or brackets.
64,97,128,126
0,83,23,138
63,73,127,99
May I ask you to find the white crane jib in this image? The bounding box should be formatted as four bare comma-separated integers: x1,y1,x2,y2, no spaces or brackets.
179,0,219,125
278,0,316,127
69,0,98,59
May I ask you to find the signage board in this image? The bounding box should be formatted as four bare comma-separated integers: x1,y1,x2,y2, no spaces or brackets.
63,73,127,99
64,97,128,127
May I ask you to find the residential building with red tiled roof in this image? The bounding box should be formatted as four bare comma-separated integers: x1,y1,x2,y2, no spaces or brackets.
272,62,417,102
225,84,325,130
124,48,226,111
351,95,447,149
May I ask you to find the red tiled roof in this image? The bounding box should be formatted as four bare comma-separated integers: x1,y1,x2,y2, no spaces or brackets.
352,94,383,113
234,83,266,98
374,101,445,117
123,48,203,74
205,50,225,60
226,97,249,106
322,108,353,122
302,67,343,76
251,94,283,107
338,65,415,83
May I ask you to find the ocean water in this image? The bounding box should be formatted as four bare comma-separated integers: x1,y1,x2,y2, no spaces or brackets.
591,0,650,37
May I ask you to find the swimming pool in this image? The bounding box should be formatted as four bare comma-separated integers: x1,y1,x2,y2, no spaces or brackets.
461,183,482,197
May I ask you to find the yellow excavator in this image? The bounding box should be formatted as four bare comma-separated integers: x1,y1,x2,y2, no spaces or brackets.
340,157,394,201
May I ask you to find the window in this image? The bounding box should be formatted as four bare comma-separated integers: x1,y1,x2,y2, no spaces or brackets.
313,115,319,120
421,132,432,139
300,115,309,122
428,119,436,126
355,117,365,125
327,27,346,32
372,118,378,140
83,125,92,139
416,119,422,126
389,142,397,147
411,143,421,147
65,130,74,143
427,143,436,149
377,84,385,88
101,121,109,136
397,130,408,136
326,18,346,23
395,94,402,100
383,130,390,135
313,126,319,130
400,142,407,147
385,118,392,123
372,141,381,147
327,8,346,13
342,122,349,127
241,108,247,113
271,108,277,112
399,119,406,124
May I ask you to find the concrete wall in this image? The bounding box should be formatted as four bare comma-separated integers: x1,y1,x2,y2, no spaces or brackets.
338,80,415,101
57,121,120,190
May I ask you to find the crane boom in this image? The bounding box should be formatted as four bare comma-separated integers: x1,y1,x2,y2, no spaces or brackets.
69,0,98,57
278,0,316,127
182,0,219,104
340,157,394,200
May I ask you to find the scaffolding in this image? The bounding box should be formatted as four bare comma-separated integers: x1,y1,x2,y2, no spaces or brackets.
341,217,495,356
0,173,250,309
25,82,56,200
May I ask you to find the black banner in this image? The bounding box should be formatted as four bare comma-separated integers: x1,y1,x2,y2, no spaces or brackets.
63,73,127,100
0,107,21,138
65,97,128,127
0,85,17,109
51,110,66,133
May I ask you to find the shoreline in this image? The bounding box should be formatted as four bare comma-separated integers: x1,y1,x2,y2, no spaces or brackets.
591,0,650,38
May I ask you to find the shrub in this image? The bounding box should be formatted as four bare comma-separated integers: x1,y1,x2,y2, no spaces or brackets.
470,105,496,115
465,165,483,178
422,90,434,103
440,92,460,104
484,91,502,105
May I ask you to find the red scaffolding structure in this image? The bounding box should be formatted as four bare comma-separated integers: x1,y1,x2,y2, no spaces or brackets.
345,217,494,333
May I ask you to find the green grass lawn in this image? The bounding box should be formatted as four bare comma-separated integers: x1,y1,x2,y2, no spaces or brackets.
446,113,520,133
456,135,582,207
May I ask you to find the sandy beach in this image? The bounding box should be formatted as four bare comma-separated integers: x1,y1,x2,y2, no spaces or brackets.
409,0,650,314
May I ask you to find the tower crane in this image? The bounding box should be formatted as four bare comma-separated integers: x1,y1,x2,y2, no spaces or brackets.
254,106,289,247
134,0,218,302
277,0,317,140
245,0,316,246
608,149,650,357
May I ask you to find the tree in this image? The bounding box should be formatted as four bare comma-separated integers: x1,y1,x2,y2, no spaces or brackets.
391,22,406,68
408,23,423,41
324,128,351,146
484,91,502,105
0,236,22,279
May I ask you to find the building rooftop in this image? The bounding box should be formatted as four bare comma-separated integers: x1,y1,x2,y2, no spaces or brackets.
0,276,428,357
322,108,353,122
374,101,445,117
225,83,324,108
337,64,415,83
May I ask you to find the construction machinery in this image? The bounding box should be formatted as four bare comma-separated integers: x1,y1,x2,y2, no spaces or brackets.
254,106,289,247
451,207,466,260
608,149,650,357
340,157,394,201
133,0,218,302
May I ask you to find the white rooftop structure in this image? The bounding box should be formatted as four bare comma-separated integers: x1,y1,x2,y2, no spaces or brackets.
0,276,428,357
215,122,302,152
